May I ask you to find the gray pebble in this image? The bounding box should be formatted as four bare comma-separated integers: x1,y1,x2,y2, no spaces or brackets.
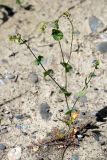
4,73,15,80
15,114,24,120
0,144,6,150
0,79,5,85
39,103,52,120
89,16,104,32
71,154,79,160
28,72,38,83
96,41,107,53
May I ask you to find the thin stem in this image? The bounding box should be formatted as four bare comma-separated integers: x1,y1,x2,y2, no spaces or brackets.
67,17,74,64
59,41,65,63
72,68,96,109
24,42,63,90
58,41,70,110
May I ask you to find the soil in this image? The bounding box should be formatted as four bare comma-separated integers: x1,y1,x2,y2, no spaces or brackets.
0,0,107,160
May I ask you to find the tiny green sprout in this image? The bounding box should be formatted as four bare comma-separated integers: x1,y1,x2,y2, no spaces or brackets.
63,11,71,18
61,88,71,97
9,34,24,44
60,62,72,73
89,72,96,78
35,55,44,65
44,69,54,78
93,60,100,69
39,22,47,33
16,0,23,5
76,90,86,98
52,29,63,41
53,20,59,29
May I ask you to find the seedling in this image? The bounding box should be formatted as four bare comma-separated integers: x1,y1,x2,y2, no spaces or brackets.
9,10,100,159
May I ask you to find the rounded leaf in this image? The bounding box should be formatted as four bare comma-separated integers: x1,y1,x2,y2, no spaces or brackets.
52,29,63,41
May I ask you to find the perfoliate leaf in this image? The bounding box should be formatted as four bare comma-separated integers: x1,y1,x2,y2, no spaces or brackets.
61,88,71,97
65,109,73,115
89,72,96,78
35,55,44,65
76,90,86,98
93,60,100,69
52,29,63,41
61,62,72,73
44,69,54,78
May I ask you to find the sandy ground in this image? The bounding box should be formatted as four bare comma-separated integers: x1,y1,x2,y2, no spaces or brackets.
0,0,107,160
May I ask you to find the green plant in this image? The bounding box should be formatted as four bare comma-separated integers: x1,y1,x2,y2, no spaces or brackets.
9,11,100,159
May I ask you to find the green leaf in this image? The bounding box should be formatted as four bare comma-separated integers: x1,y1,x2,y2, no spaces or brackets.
39,22,47,33
52,29,63,41
35,55,44,65
63,11,71,17
89,72,96,78
93,60,100,69
9,34,23,44
61,62,72,73
53,20,59,29
76,90,86,98
61,88,71,97
44,69,54,78
65,109,73,115
85,77,88,88
16,0,23,5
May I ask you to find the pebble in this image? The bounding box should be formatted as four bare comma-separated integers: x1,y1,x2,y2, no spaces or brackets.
7,146,22,160
4,73,15,80
15,114,24,120
28,72,38,83
39,103,52,120
71,154,79,160
89,16,104,32
0,144,6,150
0,79,5,85
96,41,107,53
77,134,83,141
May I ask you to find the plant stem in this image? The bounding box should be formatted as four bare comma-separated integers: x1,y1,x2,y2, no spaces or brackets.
24,41,63,91
67,17,74,64
72,68,96,109
59,41,65,63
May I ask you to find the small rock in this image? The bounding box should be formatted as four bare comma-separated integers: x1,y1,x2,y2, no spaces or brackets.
28,72,38,83
77,134,83,141
71,154,79,160
0,144,6,150
15,114,24,120
4,73,15,80
0,79,5,85
7,146,22,160
0,126,8,134
39,103,52,120
89,16,104,32
96,41,107,53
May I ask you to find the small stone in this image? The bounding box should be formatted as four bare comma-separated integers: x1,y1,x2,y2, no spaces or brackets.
71,154,79,160
39,103,52,120
89,16,104,32
77,134,83,141
28,72,38,83
4,73,15,80
7,146,22,160
0,79,5,85
96,42,107,53
0,144,6,150
15,115,24,120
